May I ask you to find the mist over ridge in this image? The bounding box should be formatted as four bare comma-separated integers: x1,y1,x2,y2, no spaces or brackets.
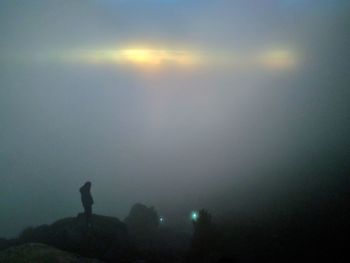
0,0,349,240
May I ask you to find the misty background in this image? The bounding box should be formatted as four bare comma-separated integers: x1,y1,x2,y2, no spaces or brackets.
1,0,349,238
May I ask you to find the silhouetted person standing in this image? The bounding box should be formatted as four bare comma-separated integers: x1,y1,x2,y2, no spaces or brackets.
80,181,94,226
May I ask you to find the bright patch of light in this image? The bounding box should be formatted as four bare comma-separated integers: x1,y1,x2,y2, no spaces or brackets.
258,49,296,69
66,47,200,68
191,211,199,221
119,48,198,66
121,49,156,64
57,46,298,71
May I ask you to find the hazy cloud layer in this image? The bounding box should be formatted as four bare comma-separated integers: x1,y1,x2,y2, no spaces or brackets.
1,0,349,237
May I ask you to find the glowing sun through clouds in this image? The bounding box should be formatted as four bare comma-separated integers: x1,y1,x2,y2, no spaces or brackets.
66,47,200,68
119,48,198,66
57,46,298,71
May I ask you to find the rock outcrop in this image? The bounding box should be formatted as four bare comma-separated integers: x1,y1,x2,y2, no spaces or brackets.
0,207,190,262
17,214,131,262
0,242,102,263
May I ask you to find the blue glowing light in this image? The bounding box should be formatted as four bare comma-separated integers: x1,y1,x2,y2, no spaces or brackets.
191,211,199,221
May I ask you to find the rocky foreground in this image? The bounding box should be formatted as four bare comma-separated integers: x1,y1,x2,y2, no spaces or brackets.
0,209,190,262
0,243,103,263
8,213,133,262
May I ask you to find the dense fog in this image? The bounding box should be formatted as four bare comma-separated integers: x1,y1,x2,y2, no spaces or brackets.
1,0,349,238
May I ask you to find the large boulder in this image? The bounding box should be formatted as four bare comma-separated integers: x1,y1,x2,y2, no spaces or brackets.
17,214,131,262
0,242,102,263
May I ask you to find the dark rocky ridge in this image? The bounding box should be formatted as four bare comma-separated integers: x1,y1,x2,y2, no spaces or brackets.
0,211,190,263
2,214,132,262
0,243,103,263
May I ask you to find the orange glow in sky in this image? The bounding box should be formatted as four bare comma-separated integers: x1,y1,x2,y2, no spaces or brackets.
60,46,297,71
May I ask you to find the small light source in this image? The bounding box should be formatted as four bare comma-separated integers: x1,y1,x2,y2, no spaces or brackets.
191,211,199,221
159,217,165,224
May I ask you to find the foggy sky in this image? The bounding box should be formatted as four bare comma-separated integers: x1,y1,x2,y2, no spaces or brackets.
1,0,349,238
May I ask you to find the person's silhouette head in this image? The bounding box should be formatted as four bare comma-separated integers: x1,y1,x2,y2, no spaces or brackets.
84,181,91,189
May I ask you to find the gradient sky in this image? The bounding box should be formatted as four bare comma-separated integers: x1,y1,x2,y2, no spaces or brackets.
0,0,349,238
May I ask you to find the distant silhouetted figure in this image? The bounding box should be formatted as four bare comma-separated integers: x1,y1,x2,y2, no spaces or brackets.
80,181,94,226
187,209,219,262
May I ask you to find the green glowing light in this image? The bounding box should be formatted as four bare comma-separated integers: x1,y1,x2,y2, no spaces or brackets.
191,211,199,221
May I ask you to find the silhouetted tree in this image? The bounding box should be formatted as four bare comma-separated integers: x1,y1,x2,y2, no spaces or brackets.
125,203,159,236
